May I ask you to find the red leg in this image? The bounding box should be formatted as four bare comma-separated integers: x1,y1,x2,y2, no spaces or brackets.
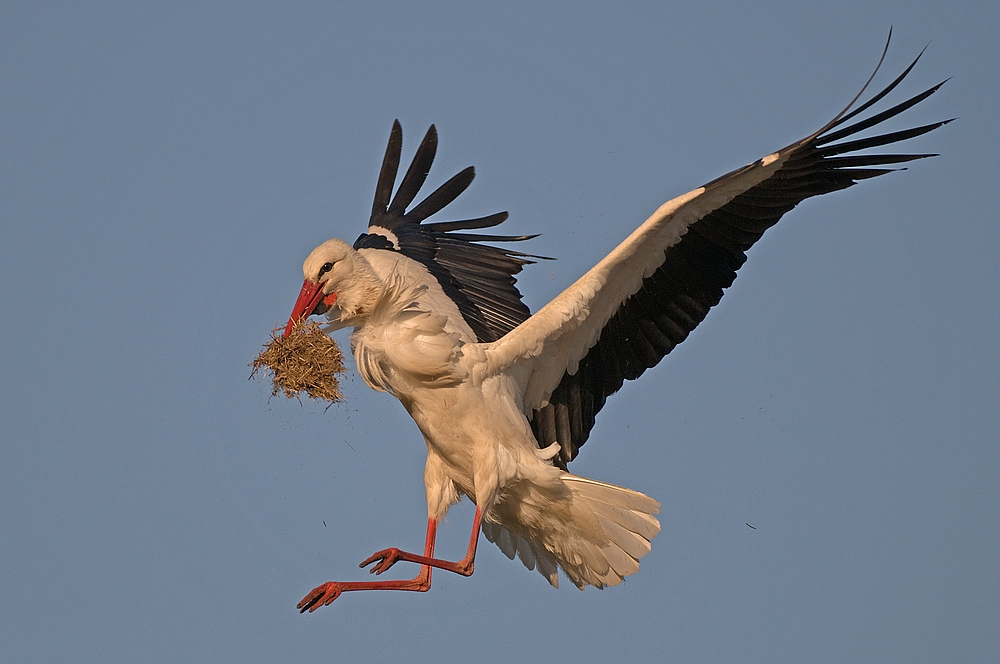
363,507,483,577
296,507,482,613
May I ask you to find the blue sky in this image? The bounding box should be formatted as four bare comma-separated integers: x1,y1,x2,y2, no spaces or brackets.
2,3,997,662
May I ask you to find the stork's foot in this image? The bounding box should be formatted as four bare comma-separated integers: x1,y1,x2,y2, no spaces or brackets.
296,572,433,613
361,548,404,575
297,582,343,613
359,546,475,576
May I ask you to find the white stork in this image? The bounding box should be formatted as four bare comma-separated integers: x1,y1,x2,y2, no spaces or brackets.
284,39,949,612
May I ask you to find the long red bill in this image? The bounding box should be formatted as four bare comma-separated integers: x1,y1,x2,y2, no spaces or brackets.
284,280,333,337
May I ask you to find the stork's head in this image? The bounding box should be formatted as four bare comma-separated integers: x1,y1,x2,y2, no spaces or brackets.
284,238,382,337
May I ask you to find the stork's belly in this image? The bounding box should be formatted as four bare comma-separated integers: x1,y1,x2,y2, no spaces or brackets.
406,375,536,503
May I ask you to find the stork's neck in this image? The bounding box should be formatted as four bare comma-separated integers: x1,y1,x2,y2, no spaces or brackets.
330,251,383,328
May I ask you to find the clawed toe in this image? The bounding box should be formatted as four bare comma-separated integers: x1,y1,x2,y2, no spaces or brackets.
360,548,401,575
297,582,342,613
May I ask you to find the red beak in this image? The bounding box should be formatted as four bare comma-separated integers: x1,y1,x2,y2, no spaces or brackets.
284,280,336,337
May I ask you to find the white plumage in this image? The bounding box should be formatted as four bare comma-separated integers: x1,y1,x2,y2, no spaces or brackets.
284,38,948,612
303,240,661,594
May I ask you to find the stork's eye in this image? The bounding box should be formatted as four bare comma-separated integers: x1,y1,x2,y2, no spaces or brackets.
318,262,335,276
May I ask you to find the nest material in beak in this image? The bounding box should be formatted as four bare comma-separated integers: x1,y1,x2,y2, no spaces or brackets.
251,320,345,402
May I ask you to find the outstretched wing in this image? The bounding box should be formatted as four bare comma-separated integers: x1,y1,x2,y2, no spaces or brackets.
486,39,951,467
354,122,546,342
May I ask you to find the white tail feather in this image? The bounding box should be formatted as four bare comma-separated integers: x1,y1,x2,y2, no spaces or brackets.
483,521,560,587
484,473,660,590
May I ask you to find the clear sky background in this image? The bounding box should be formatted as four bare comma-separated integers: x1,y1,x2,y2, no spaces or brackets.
2,3,997,662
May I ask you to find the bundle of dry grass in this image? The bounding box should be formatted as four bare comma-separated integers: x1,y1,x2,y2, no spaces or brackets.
250,320,345,403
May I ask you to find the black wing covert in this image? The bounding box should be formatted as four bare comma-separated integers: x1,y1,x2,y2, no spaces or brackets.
355,121,544,342
531,42,952,468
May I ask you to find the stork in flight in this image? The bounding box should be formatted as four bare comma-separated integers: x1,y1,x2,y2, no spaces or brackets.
284,40,949,612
